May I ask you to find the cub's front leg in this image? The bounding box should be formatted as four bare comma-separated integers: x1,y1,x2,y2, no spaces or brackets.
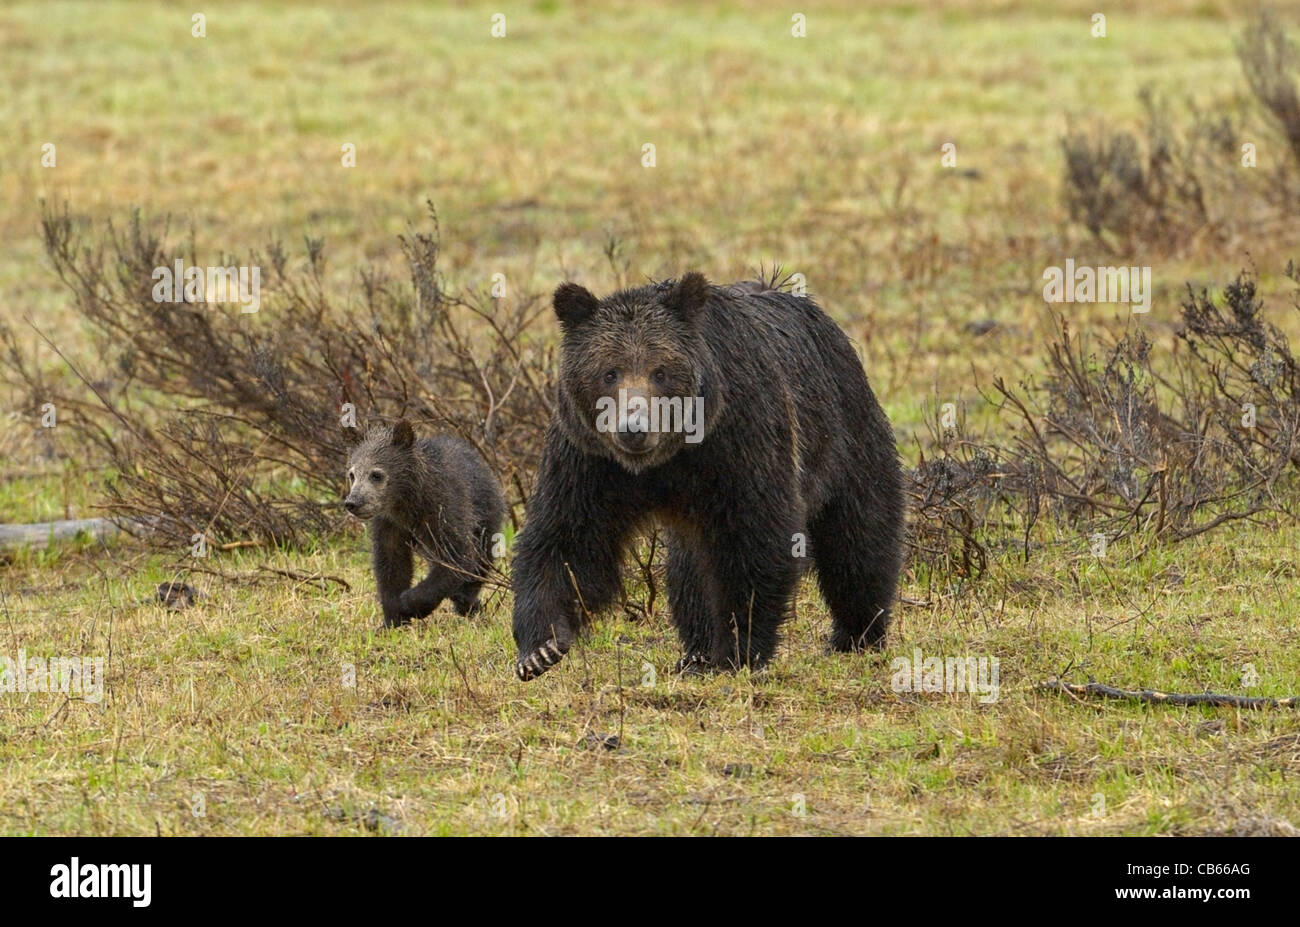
371,519,414,628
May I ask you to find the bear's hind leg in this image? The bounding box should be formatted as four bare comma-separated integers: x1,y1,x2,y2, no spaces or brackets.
450,538,494,618
810,495,902,652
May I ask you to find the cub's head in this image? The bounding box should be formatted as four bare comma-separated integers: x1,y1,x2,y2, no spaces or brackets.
342,420,418,520
554,272,717,473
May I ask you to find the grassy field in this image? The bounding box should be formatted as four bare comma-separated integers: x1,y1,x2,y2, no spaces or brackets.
2,0,1299,835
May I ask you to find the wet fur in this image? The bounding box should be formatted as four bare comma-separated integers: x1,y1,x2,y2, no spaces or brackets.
344,424,507,628
511,274,905,680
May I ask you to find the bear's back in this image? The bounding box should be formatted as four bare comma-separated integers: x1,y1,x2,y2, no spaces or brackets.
701,283,893,503
705,283,871,406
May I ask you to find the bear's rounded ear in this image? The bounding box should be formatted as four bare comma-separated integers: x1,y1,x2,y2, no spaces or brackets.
341,426,363,448
390,420,415,449
553,282,599,330
666,272,710,323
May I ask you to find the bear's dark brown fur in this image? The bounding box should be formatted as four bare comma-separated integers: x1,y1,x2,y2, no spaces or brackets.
510,273,904,680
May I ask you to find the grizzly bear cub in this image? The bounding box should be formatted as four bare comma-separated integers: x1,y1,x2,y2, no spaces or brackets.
510,272,905,681
343,421,507,628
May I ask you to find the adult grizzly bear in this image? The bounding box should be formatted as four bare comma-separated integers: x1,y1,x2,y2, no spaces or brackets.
343,422,506,628
511,273,904,680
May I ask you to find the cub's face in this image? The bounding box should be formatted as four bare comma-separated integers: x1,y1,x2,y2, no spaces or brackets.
555,273,711,474
342,421,416,520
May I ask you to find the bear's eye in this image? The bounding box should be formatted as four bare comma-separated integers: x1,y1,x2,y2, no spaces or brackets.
602,369,618,385
347,469,355,484
369,470,384,484
652,367,667,385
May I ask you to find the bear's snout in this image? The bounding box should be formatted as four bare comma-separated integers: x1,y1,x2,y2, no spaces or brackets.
615,428,651,453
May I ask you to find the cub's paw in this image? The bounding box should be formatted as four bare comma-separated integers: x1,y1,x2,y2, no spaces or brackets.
516,639,568,681
453,599,484,619
674,653,714,676
397,590,437,622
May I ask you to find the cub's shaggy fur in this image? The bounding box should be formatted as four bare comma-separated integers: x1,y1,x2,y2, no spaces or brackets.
344,422,506,627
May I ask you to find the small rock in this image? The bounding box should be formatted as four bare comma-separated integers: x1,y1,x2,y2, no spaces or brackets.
964,319,999,336
325,806,402,833
156,582,200,609
1230,816,1298,837
361,809,402,833
579,732,621,751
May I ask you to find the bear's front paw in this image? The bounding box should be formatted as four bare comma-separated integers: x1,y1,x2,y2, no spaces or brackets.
674,653,713,676
515,639,568,681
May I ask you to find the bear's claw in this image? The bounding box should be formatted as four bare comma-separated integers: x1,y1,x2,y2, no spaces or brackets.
674,653,713,675
516,639,567,681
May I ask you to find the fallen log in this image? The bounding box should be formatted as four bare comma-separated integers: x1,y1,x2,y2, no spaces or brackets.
0,518,120,550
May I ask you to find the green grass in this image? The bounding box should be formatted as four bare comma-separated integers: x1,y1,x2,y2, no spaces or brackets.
2,0,1299,835
1,524,1297,835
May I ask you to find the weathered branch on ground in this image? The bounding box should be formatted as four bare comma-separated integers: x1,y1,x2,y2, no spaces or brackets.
1040,678,1300,709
